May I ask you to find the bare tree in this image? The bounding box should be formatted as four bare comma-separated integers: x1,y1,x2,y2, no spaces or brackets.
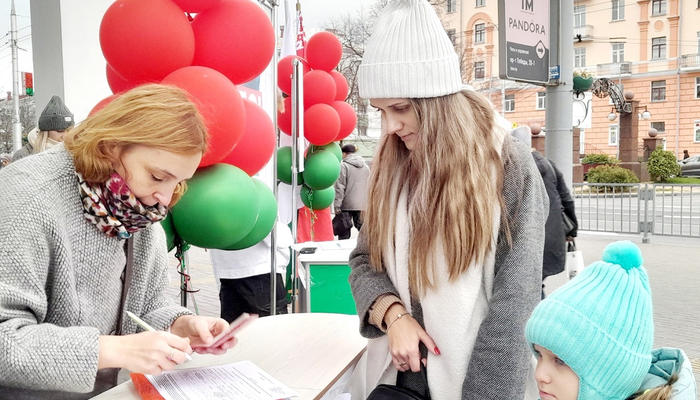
0,96,36,154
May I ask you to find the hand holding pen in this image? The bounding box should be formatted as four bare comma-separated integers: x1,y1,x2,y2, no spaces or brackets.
127,311,193,362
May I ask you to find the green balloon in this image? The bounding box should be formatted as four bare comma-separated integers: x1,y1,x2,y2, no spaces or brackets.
277,146,304,185
302,150,341,190
300,185,335,210
171,164,259,249
226,179,278,250
309,142,342,163
159,213,177,252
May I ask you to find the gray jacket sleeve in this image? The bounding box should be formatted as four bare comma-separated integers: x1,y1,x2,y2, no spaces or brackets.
461,138,547,399
348,228,398,339
334,162,348,211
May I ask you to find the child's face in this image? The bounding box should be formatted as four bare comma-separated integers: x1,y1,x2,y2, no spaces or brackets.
533,344,580,400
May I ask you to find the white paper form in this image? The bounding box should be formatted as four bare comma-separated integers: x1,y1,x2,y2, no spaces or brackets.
145,360,299,400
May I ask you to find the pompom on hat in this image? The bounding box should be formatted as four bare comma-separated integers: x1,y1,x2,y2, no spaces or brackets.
38,95,74,132
358,0,462,99
526,241,654,400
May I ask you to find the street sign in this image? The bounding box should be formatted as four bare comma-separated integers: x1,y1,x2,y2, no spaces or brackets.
498,0,550,85
549,65,560,80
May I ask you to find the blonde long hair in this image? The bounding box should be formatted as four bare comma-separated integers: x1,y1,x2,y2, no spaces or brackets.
628,375,678,400
64,84,208,204
364,89,508,295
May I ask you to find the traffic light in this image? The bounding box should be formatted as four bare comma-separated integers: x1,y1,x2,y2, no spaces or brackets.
22,72,34,96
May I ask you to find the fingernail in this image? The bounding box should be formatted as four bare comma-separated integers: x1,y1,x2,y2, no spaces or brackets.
434,347,441,355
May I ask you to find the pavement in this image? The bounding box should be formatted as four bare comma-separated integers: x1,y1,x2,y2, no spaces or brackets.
164,231,700,397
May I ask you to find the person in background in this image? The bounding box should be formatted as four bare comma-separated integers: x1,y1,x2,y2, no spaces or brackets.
13,95,75,161
348,0,547,398
333,144,370,240
0,153,11,170
511,126,578,298
682,149,690,160
0,84,236,399
526,241,696,400
209,222,293,323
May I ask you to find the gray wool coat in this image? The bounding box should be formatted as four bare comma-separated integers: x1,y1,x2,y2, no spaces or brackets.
349,137,548,400
0,145,191,399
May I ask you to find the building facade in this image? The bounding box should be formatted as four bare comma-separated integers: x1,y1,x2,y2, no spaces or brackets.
439,0,700,159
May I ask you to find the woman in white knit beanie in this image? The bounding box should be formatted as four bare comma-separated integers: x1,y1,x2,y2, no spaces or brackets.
348,0,547,399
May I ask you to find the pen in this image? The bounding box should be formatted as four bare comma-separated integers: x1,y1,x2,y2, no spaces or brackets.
126,311,193,362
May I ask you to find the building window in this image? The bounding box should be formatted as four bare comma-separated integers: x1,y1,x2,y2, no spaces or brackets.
474,23,485,44
695,121,700,143
612,43,625,63
476,0,485,6
447,29,456,46
505,94,515,112
651,37,666,59
447,0,456,13
536,92,546,110
612,0,625,20
651,0,666,15
696,77,700,99
574,48,586,68
574,5,586,28
609,125,619,146
651,80,666,102
474,61,485,79
650,121,665,133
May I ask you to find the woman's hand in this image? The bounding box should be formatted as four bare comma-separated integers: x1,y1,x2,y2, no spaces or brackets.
170,315,237,355
384,304,440,373
98,331,192,374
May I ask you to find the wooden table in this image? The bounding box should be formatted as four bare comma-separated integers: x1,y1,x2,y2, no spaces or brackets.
92,313,367,400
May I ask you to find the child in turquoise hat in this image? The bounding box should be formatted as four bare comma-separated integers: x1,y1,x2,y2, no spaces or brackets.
525,241,696,400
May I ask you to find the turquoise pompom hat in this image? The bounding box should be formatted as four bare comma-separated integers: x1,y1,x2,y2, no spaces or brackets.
526,241,654,400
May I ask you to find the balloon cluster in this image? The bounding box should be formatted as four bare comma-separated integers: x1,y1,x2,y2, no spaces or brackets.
276,32,356,210
99,0,278,251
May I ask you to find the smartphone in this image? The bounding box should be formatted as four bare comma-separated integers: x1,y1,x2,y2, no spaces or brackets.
192,312,258,349
299,247,317,254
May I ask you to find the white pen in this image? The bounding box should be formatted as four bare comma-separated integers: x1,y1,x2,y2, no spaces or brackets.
126,311,193,362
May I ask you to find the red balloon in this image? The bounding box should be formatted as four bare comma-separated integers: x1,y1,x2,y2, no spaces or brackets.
305,31,343,72
304,104,340,146
303,70,336,109
220,99,276,176
105,64,145,94
330,70,349,101
191,0,275,85
278,97,293,135
331,101,357,141
277,55,311,96
162,66,246,168
89,94,119,117
171,0,221,12
99,0,195,82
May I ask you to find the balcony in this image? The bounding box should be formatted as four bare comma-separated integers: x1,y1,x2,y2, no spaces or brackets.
573,25,594,42
680,53,700,70
596,62,631,77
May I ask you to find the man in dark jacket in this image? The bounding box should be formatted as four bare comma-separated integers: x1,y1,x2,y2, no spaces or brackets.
333,144,370,240
511,127,578,298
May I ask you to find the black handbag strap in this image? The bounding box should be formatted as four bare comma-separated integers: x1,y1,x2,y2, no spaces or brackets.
116,238,134,335
567,239,577,252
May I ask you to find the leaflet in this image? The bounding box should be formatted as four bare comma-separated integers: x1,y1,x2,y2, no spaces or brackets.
145,360,299,400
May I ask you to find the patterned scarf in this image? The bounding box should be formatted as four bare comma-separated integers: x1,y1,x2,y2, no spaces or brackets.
77,172,167,239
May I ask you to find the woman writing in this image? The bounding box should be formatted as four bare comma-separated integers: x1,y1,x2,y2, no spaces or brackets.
0,84,235,398
348,0,548,399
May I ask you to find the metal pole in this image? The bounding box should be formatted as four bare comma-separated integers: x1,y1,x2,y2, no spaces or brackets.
289,59,304,312
10,0,23,152
263,0,280,316
545,0,574,189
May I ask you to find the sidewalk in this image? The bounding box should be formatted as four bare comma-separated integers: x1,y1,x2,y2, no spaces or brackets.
165,232,700,395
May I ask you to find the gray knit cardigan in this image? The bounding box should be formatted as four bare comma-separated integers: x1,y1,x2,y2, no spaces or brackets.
349,137,547,399
0,145,191,399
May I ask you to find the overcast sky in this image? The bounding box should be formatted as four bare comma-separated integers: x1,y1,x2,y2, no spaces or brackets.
0,0,377,95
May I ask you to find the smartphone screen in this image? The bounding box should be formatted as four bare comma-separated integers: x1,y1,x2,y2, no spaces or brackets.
192,312,258,349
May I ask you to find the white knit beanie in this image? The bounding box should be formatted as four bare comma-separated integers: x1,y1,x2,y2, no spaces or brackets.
358,0,462,99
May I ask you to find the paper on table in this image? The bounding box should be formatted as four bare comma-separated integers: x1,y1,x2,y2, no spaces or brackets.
145,360,299,400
